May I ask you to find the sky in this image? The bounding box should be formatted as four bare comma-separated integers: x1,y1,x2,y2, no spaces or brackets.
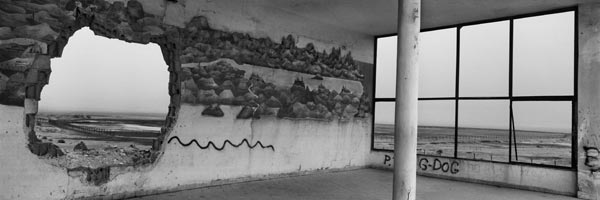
375,11,574,133
37,12,574,132
39,27,170,115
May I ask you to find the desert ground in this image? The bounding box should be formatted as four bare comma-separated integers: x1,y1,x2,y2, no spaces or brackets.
34,113,164,168
374,124,571,167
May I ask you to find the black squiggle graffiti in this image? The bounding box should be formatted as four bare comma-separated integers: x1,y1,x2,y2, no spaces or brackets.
167,136,275,151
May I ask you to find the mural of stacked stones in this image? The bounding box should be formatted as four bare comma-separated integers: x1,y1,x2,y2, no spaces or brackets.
0,1,60,106
181,60,371,121
178,18,372,121
177,15,372,121
180,16,365,81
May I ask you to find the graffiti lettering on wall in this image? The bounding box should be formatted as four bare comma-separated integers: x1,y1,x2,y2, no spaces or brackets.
167,136,275,151
382,155,460,174
584,146,600,172
384,154,393,166
418,158,460,174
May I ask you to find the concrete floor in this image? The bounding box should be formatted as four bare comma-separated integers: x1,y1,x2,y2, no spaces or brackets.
131,169,578,200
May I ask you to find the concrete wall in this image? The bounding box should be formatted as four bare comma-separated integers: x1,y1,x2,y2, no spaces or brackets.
152,105,370,187
577,3,600,200
0,103,371,199
0,0,375,199
5,1,600,199
368,151,578,196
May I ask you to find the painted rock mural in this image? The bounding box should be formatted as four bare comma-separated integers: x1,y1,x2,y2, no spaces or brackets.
0,0,377,198
181,59,370,121
0,0,372,116
0,0,373,167
177,14,372,122
180,17,365,81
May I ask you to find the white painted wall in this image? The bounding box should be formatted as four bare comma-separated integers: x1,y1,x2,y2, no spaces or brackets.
0,105,72,199
0,103,371,199
141,105,371,191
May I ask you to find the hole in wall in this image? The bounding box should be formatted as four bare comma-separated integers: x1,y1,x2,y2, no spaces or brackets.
29,27,172,169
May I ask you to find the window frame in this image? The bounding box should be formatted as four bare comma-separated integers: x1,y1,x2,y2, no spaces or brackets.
371,7,578,170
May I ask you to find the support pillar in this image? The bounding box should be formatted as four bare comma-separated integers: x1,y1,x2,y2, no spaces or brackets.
577,3,600,200
393,0,421,200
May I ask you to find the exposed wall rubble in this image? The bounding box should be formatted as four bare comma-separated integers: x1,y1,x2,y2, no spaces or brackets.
0,0,186,161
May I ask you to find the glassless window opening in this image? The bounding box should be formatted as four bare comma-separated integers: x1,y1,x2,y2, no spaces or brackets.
372,9,577,169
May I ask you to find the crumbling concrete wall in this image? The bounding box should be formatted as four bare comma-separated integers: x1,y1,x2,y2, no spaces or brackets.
0,0,374,199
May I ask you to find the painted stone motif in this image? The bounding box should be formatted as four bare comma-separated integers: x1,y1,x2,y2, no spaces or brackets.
181,60,371,121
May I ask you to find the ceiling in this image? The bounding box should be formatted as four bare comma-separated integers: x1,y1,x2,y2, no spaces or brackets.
259,0,597,36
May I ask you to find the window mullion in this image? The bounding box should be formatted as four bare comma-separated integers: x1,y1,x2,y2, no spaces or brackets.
454,26,461,159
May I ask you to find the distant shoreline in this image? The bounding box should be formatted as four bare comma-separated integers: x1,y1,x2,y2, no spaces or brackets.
37,110,167,118
375,123,571,135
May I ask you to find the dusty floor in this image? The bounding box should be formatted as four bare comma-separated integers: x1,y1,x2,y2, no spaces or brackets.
130,168,577,200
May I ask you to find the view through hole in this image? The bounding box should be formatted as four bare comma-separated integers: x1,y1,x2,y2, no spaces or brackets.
34,27,170,168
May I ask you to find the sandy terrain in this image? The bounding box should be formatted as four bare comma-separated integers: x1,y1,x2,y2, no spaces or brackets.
34,113,164,168
374,124,571,167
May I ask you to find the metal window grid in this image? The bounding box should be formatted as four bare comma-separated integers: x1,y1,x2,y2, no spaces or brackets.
371,7,578,170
